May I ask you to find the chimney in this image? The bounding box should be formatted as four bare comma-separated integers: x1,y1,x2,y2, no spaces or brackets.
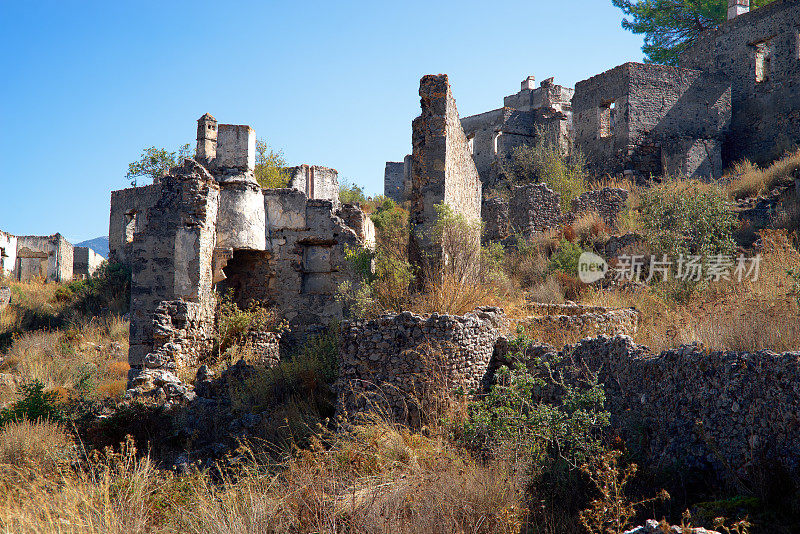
728,0,749,20
196,113,218,163
521,76,536,91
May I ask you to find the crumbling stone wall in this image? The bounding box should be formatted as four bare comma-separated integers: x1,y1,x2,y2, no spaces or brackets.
508,183,563,235
571,187,629,227
522,302,640,340
109,183,162,266
288,165,340,205
14,234,73,283
500,335,800,477
73,246,105,279
573,62,731,181
383,156,412,203
461,80,571,189
337,307,505,424
144,300,215,371
680,0,800,166
409,74,482,270
127,160,220,369
0,230,17,277
338,203,376,249
482,197,510,243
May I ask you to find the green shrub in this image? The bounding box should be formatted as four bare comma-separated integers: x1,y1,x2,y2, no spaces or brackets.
65,261,131,318
504,129,587,210
0,381,64,426
548,239,585,276
639,180,737,259
215,292,286,358
339,181,367,204
459,332,609,467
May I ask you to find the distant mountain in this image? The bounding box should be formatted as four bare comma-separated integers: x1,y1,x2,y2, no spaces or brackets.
75,236,109,259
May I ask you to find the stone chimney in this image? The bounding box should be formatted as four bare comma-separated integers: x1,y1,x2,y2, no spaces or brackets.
727,0,749,20
521,76,536,91
196,113,218,163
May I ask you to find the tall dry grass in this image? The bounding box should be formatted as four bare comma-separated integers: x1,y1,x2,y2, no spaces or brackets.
0,422,528,534
583,230,800,352
726,148,800,200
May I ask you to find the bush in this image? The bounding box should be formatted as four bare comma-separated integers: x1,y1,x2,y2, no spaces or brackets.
459,333,609,467
504,129,587,210
0,380,64,426
215,291,285,359
639,180,737,259
339,180,367,204
548,239,585,277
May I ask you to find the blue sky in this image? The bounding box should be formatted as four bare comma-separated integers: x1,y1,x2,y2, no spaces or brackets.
0,0,644,243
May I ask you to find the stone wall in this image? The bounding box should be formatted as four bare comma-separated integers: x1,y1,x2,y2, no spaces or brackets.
680,0,800,166
73,246,105,279
500,335,800,477
409,74,482,271
0,230,17,277
521,302,640,341
482,197,510,243
127,161,220,368
384,161,407,203
109,183,162,266
337,307,505,424
14,234,73,283
573,62,731,181
338,203,376,249
508,183,563,235
288,165,340,205
571,187,629,227
140,299,215,371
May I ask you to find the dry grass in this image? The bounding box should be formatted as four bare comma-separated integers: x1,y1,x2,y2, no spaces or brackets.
0,315,129,399
0,422,528,534
726,148,800,200
0,280,65,335
0,419,77,475
582,230,800,352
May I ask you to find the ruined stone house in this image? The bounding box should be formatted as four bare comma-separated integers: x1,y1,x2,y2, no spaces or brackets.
461,76,574,189
385,0,799,197
680,0,800,166
572,62,732,181
0,230,106,283
109,114,376,373
408,74,483,273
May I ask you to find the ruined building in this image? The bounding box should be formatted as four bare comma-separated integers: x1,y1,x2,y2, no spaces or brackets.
461,76,573,188
680,0,800,165
384,0,799,195
0,230,104,283
110,114,375,373
408,75,482,271
572,63,732,180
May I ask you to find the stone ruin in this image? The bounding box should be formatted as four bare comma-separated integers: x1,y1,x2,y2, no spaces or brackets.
384,0,800,221
408,74,482,272
109,114,377,383
483,184,630,242
0,229,105,283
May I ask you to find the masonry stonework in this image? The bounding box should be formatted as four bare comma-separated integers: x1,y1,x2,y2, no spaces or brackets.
337,307,505,425
573,63,732,181
409,75,482,270
680,0,800,166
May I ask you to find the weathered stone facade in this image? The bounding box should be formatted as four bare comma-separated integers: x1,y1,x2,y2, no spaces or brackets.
0,231,16,277
73,246,105,279
573,62,732,181
680,0,800,166
337,307,505,424
383,157,412,203
508,183,564,235
519,335,800,477
288,165,340,205
112,115,373,380
460,76,572,189
14,234,74,283
0,286,10,312
570,187,630,227
409,75,482,271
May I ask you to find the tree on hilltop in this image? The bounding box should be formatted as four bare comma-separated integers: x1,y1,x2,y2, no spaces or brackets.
613,0,776,65
126,144,190,186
